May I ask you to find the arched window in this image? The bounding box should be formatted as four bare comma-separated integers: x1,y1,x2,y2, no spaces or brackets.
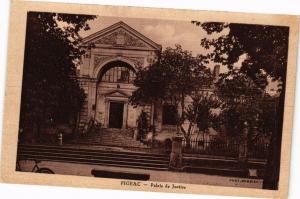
100,61,136,83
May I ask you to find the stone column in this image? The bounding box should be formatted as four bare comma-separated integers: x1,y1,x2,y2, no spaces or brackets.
169,136,183,170
104,100,109,128
122,102,128,129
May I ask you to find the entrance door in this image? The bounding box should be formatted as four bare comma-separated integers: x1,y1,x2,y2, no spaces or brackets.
109,102,124,128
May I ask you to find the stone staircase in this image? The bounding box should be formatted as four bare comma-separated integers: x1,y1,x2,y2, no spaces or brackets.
78,128,148,148
17,144,170,171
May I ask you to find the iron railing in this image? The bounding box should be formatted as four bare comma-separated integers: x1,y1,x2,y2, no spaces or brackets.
182,138,269,159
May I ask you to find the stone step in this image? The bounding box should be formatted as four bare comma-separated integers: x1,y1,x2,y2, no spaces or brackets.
78,128,146,148
17,144,169,171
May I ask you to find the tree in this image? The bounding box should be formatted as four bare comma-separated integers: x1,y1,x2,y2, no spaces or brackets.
192,21,289,189
130,45,213,143
20,12,96,142
216,69,264,135
185,94,220,141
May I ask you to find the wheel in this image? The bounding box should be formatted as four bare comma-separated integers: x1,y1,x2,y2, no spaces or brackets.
36,168,55,174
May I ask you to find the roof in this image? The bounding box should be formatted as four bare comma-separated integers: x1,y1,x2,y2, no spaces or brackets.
81,21,162,51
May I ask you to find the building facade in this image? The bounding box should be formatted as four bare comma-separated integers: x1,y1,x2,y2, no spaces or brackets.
78,21,162,131
78,21,219,138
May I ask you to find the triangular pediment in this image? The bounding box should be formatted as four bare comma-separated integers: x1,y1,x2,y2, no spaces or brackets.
82,21,161,51
104,90,130,98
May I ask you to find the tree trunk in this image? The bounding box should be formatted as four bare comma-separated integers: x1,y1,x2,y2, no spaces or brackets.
263,76,285,190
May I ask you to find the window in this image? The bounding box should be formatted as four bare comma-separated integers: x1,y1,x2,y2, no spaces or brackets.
162,105,177,125
100,61,135,83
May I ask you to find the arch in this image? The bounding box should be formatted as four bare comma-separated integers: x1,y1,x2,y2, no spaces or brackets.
93,57,137,80
98,61,136,84
92,57,138,124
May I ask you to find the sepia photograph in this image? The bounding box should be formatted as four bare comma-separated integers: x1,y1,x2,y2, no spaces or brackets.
1,1,299,198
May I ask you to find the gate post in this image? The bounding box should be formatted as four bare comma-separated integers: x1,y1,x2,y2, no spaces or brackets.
238,121,249,175
169,136,183,170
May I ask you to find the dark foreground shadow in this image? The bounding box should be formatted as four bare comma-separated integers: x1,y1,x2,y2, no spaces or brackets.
91,169,150,181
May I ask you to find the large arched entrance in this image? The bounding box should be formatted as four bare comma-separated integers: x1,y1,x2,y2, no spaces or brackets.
95,60,138,128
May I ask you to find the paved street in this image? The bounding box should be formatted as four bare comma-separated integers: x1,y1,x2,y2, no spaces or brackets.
18,159,263,189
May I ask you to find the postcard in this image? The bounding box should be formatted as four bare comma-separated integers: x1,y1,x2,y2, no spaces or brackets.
1,1,299,198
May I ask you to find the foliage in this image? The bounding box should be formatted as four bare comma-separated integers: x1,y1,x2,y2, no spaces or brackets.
192,21,289,84
257,96,278,138
216,69,265,100
215,69,264,137
130,45,213,141
210,60,278,145
185,94,220,134
192,21,289,189
131,45,212,106
20,12,96,140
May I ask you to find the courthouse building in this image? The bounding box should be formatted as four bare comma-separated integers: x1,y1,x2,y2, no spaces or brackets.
78,21,217,136
78,21,161,130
